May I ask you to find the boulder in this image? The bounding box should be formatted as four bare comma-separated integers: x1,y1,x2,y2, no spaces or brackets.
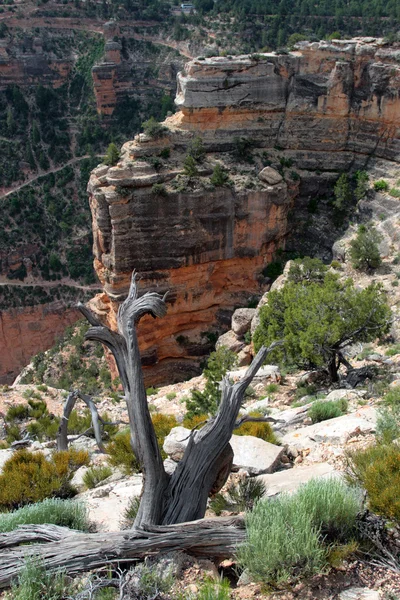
215,330,245,353
164,458,178,475
77,475,143,532
231,308,256,336
163,426,191,461
256,462,338,496
282,407,376,448
259,167,283,185
325,389,365,402
70,466,90,492
228,365,280,383
338,588,380,600
230,434,284,476
164,428,283,475
243,397,270,415
236,347,252,367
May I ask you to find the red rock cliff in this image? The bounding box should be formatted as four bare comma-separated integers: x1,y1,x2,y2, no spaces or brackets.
88,38,400,384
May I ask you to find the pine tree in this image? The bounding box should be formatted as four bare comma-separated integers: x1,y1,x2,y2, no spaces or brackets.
349,224,382,271
104,143,120,166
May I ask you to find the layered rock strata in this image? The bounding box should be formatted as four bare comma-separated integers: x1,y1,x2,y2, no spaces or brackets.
88,38,400,384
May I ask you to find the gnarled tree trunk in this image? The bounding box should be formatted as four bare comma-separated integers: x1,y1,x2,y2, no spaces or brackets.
78,272,276,528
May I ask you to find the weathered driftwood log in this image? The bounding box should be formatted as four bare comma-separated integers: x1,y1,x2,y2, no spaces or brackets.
57,390,106,453
0,517,245,589
77,272,277,528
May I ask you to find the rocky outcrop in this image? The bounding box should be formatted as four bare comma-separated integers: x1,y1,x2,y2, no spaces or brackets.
88,38,400,385
0,303,80,384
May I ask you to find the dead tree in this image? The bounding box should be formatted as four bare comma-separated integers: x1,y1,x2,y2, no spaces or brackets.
57,390,106,453
0,518,246,589
77,272,277,528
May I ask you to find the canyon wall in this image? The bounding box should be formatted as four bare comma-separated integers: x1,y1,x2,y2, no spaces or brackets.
87,37,400,384
0,303,80,384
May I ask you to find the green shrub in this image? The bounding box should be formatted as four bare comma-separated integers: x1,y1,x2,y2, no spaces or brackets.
330,260,342,270
6,423,22,444
142,117,167,139
333,173,352,210
238,492,325,585
210,477,266,515
5,404,29,421
183,154,199,177
196,578,231,600
210,164,229,186
182,413,208,429
0,448,89,510
234,412,278,444
188,136,206,162
83,465,112,489
11,556,68,600
104,142,120,166
346,443,400,521
266,383,279,394
389,188,400,198
308,398,348,423
294,478,361,542
376,408,399,444
106,429,140,474
238,478,360,585
185,347,237,417
146,387,159,396
159,147,170,159
350,224,382,271
374,179,389,192
127,563,173,598
383,385,400,407
0,498,90,533
166,392,177,400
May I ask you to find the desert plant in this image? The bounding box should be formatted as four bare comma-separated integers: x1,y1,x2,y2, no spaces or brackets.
0,498,90,533
238,478,361,585
0,448,89,510
210,477,266,515
188,136,206,162
308,398,348,423
374,179,389,192
196,578,231,600
333,173,352,210
253,271,391,382
234,412,278,444
265,383,279,394
185,347,237,417
142,117,167,139
354,170,369,201
151,413,178,457
238,492,326,585
11,556,68,600
210,164,229,186
126,562,173,599
346,443,400,521
183,154,199,177
104,143,120,166
83,465,112,489
295,478,362,541
349,224,382,271
106,429,140,474
5,403,29,422
376,408,399,444
166,392,177,400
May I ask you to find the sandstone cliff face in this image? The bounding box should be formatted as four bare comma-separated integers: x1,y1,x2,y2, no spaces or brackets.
88,38,400,384
0,303,80,384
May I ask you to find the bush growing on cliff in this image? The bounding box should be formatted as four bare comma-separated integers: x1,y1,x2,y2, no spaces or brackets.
333,173,352,210
142,117,168,139
104,143,120,166
354,170,369,201
349,224,382,271
185,347,237,417
373,179,389,192
183,154,199,177
253,269,391,382
188,135,206,162
210,164,229,186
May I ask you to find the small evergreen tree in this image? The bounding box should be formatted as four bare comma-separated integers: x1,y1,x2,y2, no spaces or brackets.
354,170,369,201
188,136,206,162
253,269,391,382
141,117,167,139
104,143,120,166
333,173,352,210
349,224,382,271
185,347,237,417
210,164,229,186
183,154,198,177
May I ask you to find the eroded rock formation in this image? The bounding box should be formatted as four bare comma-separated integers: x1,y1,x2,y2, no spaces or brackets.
89,37,400,384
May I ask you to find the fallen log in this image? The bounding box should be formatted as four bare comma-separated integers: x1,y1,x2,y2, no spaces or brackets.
0,517,246,589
